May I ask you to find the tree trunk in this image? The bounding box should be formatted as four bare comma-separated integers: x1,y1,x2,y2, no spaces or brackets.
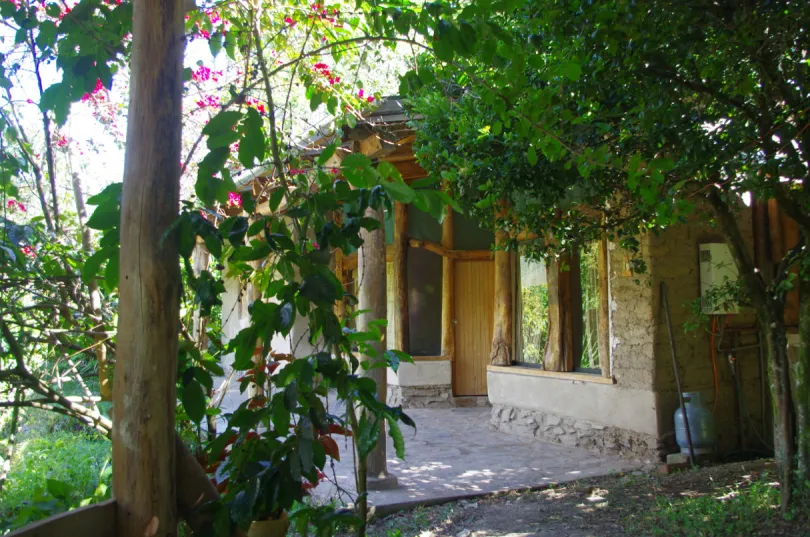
357,206,396,489
0,388,21,493
72,173,111,401
795,276,810,476
490,201,512,366
707,187,794,512
441,203,455,360
112,0,184,535
543,254,575,371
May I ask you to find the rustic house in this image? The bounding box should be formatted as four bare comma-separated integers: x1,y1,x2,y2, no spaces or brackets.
221,98,787,462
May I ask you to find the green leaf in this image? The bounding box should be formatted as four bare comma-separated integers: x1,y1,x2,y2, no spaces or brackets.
202,111,242,137
317,144,338,166
341,153,375,188
299,272,340,304
86,204,120,230
36,21,58,50
183,379,206,423
238,107,266,168
381,180,415,203
561,61,582,81
387,418,406,459
82,247,112,283
527,146,538,166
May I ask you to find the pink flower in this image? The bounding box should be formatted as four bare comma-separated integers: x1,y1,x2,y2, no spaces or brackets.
330,167,340,175
227,192,242,208
367,96,375,103
357,89,364,98
256,103,266,114
289,168,306,176
26,98,33,104
200,29,210,39
56,136,68,147
284,16,296,26
192,65,212,82
20,245,36,258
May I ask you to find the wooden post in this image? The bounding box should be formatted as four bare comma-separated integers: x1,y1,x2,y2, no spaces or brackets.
490,200,512,366
358,206,397,490
113,0,184,535
598,233,612,378
441,206,455,360
544,253,575,372
392,202,409,352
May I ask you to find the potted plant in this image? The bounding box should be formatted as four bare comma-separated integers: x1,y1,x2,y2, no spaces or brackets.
206,356,351,537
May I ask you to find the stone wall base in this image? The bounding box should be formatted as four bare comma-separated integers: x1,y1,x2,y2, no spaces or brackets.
491,404,662,461
388,385,454,408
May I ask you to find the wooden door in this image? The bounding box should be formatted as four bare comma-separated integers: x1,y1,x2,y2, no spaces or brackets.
453,260,495,396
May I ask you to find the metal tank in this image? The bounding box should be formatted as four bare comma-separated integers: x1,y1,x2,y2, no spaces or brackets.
674,391,716,455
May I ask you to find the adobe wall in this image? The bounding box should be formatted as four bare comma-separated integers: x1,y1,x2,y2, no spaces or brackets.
649,207,769,456
489,235,663,462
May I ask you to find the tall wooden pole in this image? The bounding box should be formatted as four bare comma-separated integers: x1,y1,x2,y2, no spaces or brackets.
113,0,184,535
544,253,576,372
598,232,612,378
392,202,409,353
490,200,512,366
441,205,455,361
358,206,397,490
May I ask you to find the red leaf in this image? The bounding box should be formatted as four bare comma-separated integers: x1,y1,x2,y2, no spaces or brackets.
320,435,340,461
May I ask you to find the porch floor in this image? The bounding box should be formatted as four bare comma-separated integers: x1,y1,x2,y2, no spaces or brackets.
312,406,642,515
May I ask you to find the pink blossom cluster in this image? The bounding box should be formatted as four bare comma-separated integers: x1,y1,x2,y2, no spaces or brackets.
20,245,36,258
313,63,341,85
227,192,242,208
56,135,68,148
196,95,221,109
192,65,222,83
81,78,106,102
288,168,306,176
6,199,26,212
357,89,375,103
245,97,266,114
308,4,342,27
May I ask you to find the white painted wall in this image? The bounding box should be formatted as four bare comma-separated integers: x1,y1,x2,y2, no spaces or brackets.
487,369,659,436
388,360,452,387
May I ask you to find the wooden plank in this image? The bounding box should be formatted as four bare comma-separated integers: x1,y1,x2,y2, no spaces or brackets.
455,260,496,395
7,500,117,537
487,365,615,385
598,233,612,378
490,200,512,366
441,207,455,361
392,202,409,352
409,239,492,260
114,0,184,534
412,355,451,362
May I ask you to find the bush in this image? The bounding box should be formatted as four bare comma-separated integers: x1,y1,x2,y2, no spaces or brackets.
0,431,111,533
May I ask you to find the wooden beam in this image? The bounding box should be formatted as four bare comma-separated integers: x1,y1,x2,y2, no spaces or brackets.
544,253,576,372
6,500,117,537
441,207,455,362
487,365,615,385
598,233,611,378
113,0,183,535
357,206,395,484
490,200,513,366
392,202,409,353
409,239,492,260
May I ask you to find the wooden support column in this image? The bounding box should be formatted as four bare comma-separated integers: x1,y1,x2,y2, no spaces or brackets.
544,253,576,372
441,207,455,361
358,206,397,489
113,0,184,535
490,201,512,366
392,202,409,352
598,233,612,378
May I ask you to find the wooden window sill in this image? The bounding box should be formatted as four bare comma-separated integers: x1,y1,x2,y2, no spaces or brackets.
487,365,616,384
411,355,451,362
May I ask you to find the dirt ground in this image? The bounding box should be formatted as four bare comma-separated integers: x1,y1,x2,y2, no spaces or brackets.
364,460,810,537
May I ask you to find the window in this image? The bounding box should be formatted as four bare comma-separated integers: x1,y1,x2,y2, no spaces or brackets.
515,241,609,374
515,256,548,365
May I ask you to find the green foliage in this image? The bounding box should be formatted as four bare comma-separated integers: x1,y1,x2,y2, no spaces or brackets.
0,432,111,533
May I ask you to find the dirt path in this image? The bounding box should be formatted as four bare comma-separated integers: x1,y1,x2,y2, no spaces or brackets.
364,460,809,537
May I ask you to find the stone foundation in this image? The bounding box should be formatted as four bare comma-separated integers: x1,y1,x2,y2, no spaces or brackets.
387,385,454,408
490,404,661,461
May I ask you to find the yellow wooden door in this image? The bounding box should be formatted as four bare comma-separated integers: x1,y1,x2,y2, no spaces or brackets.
453,260,495,396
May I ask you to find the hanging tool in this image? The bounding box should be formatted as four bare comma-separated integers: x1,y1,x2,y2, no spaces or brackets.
661,281,696,467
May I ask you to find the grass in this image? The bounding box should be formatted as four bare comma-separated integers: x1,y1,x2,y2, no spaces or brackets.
627,471,810,537
0,430,111,533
